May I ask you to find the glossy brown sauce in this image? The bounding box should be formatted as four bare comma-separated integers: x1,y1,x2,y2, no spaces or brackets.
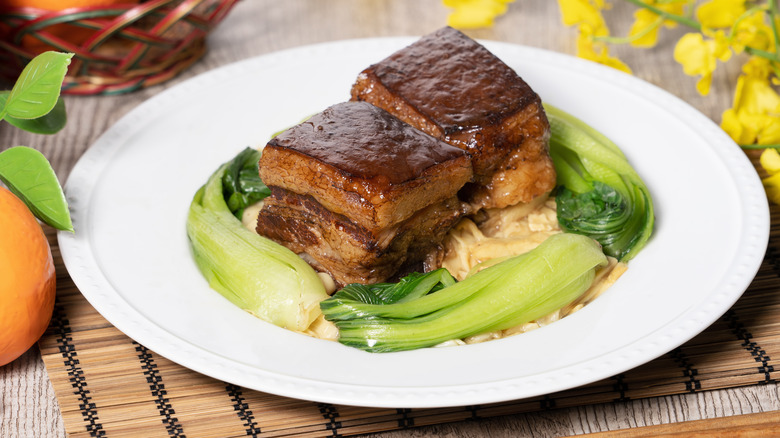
366,26,539,134
267,101,467,185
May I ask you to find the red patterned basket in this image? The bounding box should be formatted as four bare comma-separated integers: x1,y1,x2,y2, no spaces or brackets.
0,0,239,95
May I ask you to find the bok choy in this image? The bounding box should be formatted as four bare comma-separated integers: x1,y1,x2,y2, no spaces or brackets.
320,233,607,353
221,147,271,219
186,148,329,331
545,104,654,261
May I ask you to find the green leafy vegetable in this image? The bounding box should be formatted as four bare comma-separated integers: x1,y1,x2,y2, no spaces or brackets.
186,149,328,331
320,233,607,352
322,269,456,320
221,147,270,219
0,147,73,232
546,104,654,261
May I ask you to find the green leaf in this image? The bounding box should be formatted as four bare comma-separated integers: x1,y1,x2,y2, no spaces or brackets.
1,51,73,121
556,182,640,259
545,103,654,262
320,234,608,352
3,96,67,134
221,147,269,218
327,269,456,311
0,146,73,231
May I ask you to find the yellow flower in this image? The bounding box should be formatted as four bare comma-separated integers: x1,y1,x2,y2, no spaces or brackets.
722,108,780,145
760,149,780,204
720,57,780,146
577,30,632,73
628,9,664,48
557,0,630,73
557,0,608,33
696,0,746,29
761,148,780,173
628,0,688,48
731,10,774,53
444,0,515,29
742,55,775,80
721,58,780,205
673,30,732,95
722,57,780,204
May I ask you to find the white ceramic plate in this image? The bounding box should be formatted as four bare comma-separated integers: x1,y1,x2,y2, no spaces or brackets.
59,37,769,408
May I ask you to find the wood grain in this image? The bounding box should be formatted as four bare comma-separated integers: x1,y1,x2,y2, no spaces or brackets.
1,1,778,437
588,410,780,437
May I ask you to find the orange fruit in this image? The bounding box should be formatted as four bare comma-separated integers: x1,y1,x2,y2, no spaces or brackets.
0,185,56,366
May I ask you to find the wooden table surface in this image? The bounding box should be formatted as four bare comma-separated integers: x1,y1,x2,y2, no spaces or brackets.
2,1,779,437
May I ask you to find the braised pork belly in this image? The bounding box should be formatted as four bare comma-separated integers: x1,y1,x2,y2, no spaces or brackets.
350,26,556,210
256,27,558,286
256,101,471,285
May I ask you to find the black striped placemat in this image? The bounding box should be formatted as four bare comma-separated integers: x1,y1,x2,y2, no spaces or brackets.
39,202,780,438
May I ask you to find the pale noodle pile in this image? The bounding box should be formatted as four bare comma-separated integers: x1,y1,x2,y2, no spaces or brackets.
244,196,627,344
435,196,626,346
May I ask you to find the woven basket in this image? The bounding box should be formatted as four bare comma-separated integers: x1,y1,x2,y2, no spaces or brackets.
0,0,239,95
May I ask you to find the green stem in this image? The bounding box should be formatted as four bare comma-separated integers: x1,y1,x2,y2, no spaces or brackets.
744,46,780,63
593,16,664,45
622,0,702,30
769,0,780,53
622,0,780,64
740,144,780,150
729,6,780,63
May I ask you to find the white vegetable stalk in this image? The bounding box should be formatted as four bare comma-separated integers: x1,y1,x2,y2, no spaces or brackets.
187,163,328,331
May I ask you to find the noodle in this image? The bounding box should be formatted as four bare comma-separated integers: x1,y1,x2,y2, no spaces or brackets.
437,196,627,344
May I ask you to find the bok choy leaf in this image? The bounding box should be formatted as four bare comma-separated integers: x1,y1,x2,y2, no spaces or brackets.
320,233,607,353
546,104,654,261
186,148,329,331
221,147,270,219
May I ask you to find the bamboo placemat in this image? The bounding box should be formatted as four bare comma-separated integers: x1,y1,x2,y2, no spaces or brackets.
39,200,780,438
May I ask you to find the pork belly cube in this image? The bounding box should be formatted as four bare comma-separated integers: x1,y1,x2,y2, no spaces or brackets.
258,101,472,231
350,26,556,210
257,188,466,286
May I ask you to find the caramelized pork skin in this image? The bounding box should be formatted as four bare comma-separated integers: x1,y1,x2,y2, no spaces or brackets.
351,26,556,209
259,101,472,231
